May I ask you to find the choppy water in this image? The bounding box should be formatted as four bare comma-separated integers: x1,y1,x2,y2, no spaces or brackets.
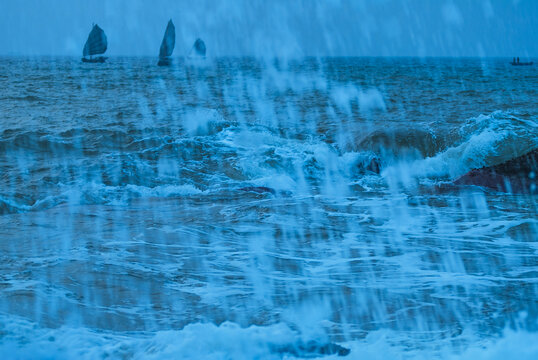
0,57,537,359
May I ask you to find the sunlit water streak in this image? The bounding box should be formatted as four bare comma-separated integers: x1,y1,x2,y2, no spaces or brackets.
0,57,537,359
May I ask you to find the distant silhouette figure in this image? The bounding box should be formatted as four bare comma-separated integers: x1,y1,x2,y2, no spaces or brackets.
517,57,520,63
513,57,516,64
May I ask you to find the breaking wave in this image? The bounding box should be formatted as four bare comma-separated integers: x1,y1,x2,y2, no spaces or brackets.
382,110,538,187
1,316,537,360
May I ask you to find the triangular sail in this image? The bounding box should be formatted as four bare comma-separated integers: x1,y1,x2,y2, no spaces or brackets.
83,25,107,57
193,38,206,57
159,20,176,58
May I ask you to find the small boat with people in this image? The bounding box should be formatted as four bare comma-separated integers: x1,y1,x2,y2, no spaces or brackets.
82,24,108,63
511,57,533,66
158,19,176,66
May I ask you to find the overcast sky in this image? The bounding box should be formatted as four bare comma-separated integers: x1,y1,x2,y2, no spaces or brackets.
0,0,536,57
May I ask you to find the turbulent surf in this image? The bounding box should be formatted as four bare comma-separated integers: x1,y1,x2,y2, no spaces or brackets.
0,57,536,359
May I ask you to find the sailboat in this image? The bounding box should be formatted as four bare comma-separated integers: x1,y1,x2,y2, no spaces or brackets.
158,20,176,66
191,38,206,58
82,24,108,63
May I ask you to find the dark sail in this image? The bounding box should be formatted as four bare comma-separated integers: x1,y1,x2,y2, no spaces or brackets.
159,20,175,58
193,38,206,57
83,25,107,57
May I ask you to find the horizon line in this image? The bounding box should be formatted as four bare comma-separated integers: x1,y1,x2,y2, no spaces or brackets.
0,55,534,59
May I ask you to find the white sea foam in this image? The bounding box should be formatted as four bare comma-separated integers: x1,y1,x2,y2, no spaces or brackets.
382,111,538,186
331,85,386,115
1,316,537,360
182,108,225,136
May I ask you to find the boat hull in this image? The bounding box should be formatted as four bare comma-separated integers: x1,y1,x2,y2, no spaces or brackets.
157,57,173,66
510,62,533,66
81,57,107,63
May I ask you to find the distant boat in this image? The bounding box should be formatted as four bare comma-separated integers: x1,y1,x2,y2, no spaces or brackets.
191,38,206,58
510,57,533,66
158,20,175,66
82,24,107,63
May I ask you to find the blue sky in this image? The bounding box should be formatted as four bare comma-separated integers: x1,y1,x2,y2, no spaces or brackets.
0,0,536,57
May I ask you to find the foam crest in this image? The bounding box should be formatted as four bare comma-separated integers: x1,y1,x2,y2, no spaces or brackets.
382,111,538,186
2,316,537,360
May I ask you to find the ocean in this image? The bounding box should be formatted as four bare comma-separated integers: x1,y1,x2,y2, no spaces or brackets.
0,57,537,359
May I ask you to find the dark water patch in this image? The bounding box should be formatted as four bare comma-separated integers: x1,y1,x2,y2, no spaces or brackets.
0,198,22,215
271,340,351,357
239,186,277,195
355,127,442,159
1,95,46,102
0,131,76,153
454,147,538,193
507,222,538,242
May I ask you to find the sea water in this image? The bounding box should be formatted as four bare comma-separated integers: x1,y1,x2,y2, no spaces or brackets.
0,57,537,359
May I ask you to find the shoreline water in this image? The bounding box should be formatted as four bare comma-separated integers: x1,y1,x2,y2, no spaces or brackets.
0,56,536,358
